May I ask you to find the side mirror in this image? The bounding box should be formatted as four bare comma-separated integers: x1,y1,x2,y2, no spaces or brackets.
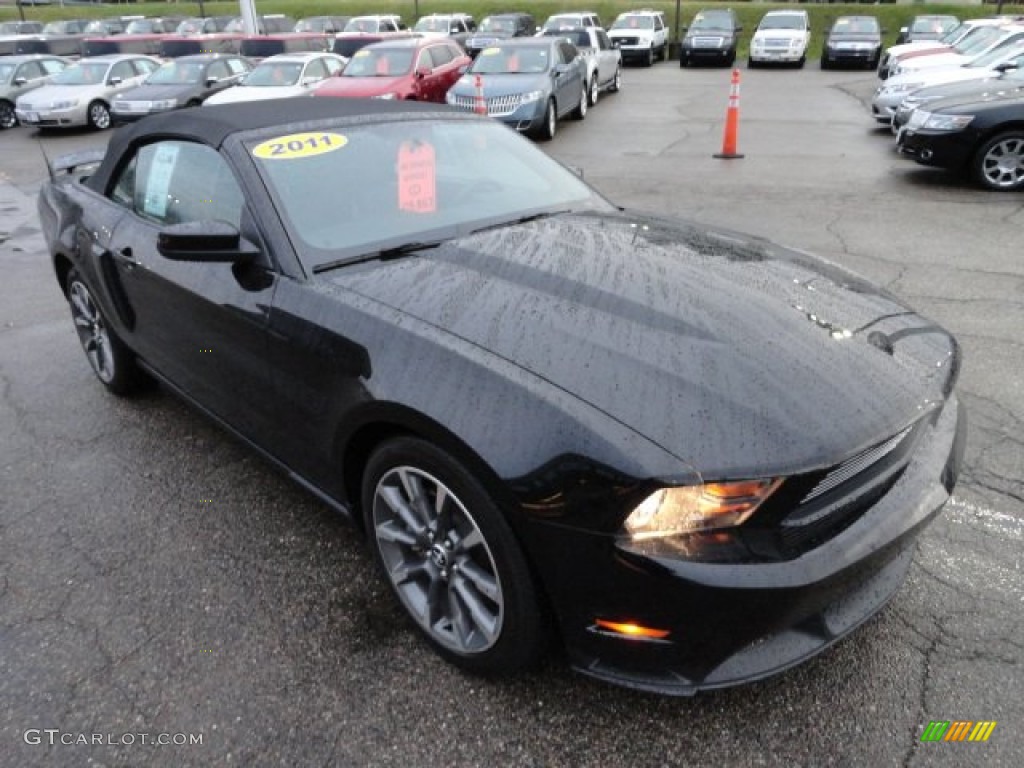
995,62,1018,73
416,65,431,78
157,221,258,263
14,77,28,86
552,64,566,77
205,76,219,87
108,76,122,86
300,76,319,86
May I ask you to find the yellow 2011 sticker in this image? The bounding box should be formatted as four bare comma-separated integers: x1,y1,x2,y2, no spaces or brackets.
252,132,348,160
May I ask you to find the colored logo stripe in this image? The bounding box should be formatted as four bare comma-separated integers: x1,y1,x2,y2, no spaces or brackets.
921,721,996,743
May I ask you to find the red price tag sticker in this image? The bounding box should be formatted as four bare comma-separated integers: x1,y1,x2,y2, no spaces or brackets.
397,141,437,214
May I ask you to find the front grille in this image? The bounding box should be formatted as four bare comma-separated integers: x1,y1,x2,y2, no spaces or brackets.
615,36,639,46
449,93,522,117
764,38,792,48
692,36,724,48
742,418,927,560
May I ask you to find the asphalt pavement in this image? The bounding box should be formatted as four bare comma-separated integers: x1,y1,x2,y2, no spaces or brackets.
1,63,1021,767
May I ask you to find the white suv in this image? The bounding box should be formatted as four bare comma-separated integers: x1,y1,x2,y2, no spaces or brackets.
608,9,668,67
749,10,810,68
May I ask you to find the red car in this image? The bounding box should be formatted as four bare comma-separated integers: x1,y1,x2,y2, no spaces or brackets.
313,37,469,102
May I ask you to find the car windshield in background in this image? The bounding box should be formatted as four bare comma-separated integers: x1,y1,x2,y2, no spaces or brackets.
83,21,115,36
174,20,205,36
345,19,379,33
478,18,515,34
148,61,205,85
342,49,415,77
690,15,733,32
52,62,108,85
612,17,654,31
544,29,590,48
125,21,160,35
415,18,450,33
248,118,611,270
244,63,302,87
760,16,804,31
832,18,879,35
967,39,1024,68
956,27,1004,56
912,18,956,36
471,46,551,74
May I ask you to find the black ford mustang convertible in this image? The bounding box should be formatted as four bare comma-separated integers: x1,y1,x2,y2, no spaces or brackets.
38,98,965,695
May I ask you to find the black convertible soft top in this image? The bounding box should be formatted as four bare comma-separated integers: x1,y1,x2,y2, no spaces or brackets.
89,98,454,192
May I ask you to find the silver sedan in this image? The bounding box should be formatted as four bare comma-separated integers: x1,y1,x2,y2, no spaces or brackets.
15,54,160,130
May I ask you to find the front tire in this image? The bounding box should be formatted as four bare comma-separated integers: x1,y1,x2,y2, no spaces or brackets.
536,98,557,141
65,268,144,395
0,99,16,130
362,438,544,674
645,47,654,67
588,74,599,107
87,100,111,130
973,131,1024,191
573,83,588,120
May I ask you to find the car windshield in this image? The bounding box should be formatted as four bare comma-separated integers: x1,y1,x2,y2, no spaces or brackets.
125,21,159,35
342,48,415,77
690,14,733,32
345,19,380,33
249,118,612,270
175,19,205,36
470,46,551,74
41,22,68,35
912,17,956,35
832,18,879,35
479,18,515,34
415,18,450,33
84,21,115,36
967,39,1024,68
611,16,654,31
759,15,805,31
544,16,582,30
244,62,302,86
147,60,205,85
955,27,1004,56
938,23,968,45
543,29,590,48
52,61,109,85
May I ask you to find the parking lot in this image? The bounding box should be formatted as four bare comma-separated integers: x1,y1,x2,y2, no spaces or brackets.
1,61,1022,766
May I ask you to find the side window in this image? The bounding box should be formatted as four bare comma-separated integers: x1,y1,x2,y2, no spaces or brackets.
15,61,44,82
121,142,245,229
382,21,396,33
596,30,609,51
136,59,158,77
110,61,134,83
227,58,248,75
452,20,465,34
429,46,452,68
40,59,66,76
207,61,230,80
110,155,137,209
324,56,343,76
304,59,327,80
559,41,576,64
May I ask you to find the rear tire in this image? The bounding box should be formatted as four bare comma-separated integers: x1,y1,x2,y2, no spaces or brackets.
573,83,588,120
587,75,599,107
0,99,16,130
65,268,146,396
608,67,621,93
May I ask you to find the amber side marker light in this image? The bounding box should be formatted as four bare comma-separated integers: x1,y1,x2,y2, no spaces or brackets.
594,619,671,641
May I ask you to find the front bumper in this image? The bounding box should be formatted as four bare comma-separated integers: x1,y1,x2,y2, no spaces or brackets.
897,126,978,172
615,43,657,62
681,42,733,63
823,46,879,66
750,49,805,64
15,104,88,128
521,394,965,695
111,103,177,123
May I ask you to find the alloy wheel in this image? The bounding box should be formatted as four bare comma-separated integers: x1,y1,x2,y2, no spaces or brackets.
978,134,1024,190
69,280,115,383
88,101,110,130
0,101,16,130
371,466,504,655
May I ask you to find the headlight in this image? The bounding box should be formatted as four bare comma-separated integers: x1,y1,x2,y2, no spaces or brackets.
921,112,974,131
622,478,783,540
149,99,178,110
790,39,803,50
520,90,544,105
50,99,79,110
373,93,397,100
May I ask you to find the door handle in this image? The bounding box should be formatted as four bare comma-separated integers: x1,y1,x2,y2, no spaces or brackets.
113,246,140,269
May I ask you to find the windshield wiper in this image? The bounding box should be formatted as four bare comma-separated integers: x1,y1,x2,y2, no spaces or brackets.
312,241,444,274
469,210,570,235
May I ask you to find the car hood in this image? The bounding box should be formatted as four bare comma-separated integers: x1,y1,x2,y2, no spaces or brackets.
17,83,106,107
314,76,408,98
928,85,1024,113
320,212,957,477
900,52,970,72
450,73,550,97
753,29,806,41
205,85,307,104
115,83,194,102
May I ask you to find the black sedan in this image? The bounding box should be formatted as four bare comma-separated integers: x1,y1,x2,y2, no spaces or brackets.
38,99,965,695
897,89,1024,190
892,67,1024,133
110,54,253,123
821,16,882,70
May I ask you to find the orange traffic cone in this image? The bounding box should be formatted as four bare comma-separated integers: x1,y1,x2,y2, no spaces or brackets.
474,74,487,116
714,68,744,159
